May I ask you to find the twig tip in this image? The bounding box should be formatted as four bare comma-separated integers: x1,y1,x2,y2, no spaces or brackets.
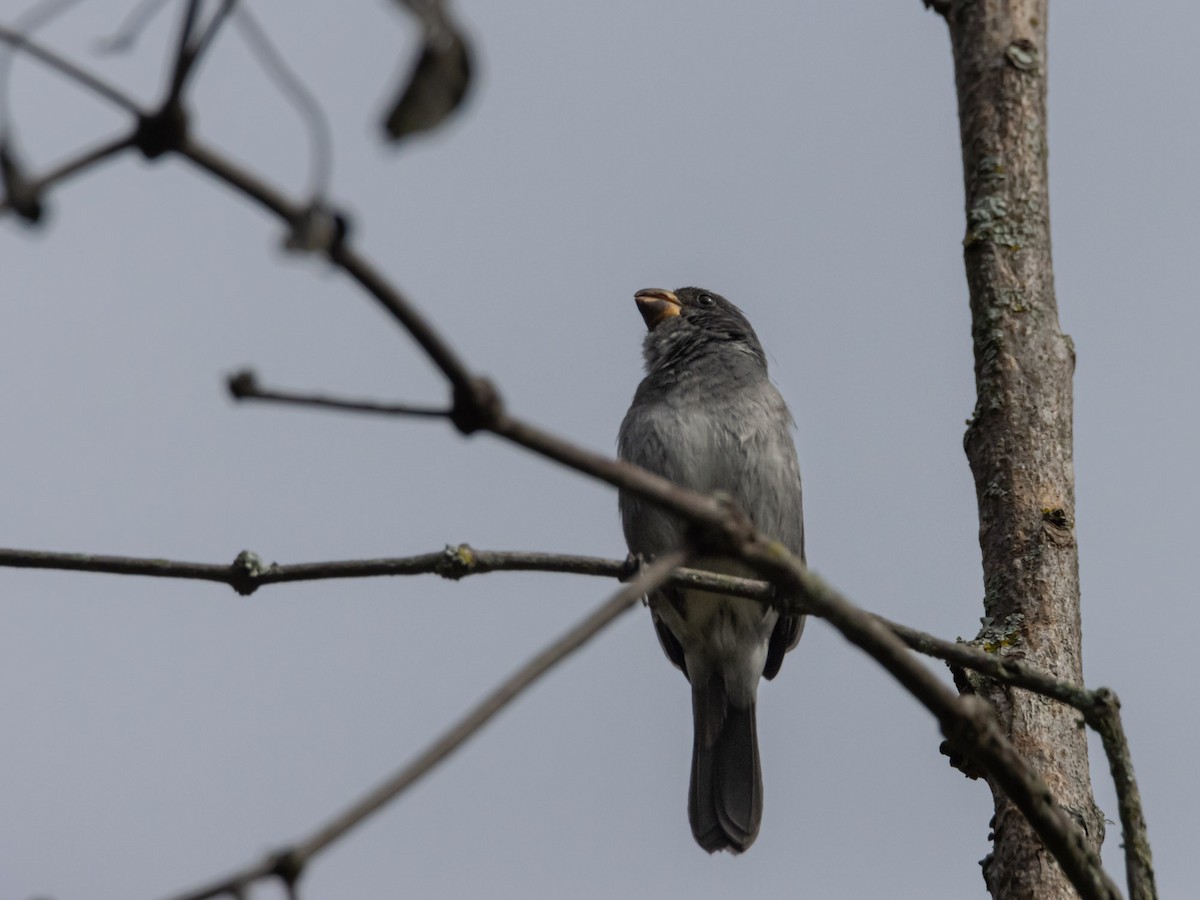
228,370,259,399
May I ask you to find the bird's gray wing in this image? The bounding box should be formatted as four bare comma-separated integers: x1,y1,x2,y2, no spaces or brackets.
651,588,690,677
619,391,697,677
764,610,804,681
617,391,695,559
742,388,805,681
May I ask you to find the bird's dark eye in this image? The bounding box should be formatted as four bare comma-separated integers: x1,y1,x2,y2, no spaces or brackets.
697,293,715,307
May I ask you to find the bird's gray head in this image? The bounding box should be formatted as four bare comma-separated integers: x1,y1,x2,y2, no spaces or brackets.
633,286,768,376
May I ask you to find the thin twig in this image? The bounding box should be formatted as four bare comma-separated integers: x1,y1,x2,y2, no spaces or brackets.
0,542,1128,714
1085,690,1156,900
325,241,483,402
0,0,87,133
167,0,203,96
173,137,482,400
0,540,1130,710
154,0,238,140
95,0,175,55
179,0,237,91
888,619,1092,708
0,544,763,599
227,369,450,419
161,551,688,900
0,24,143,113
232,4,332,199
0,132,134,216
177,133,299,217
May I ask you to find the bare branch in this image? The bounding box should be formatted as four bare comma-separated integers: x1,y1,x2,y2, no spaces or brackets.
0,23,143,114
0,542,1106,690
1085,690,1156,900
166,0,203,97
164,0,236,105
227,369,451,420
161,551,688,900
94,0,174,55
175,136,487,407
176,133,300,216
231,4,333,199
0,544,765,599
891,621,1092,708
0,0,87,133
0,132,134,217
182,1,237,85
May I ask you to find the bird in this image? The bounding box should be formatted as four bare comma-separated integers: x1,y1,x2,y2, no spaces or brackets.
618,286,805,854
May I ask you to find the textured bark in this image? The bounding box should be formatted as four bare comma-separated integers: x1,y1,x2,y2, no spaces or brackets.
940,2,1106,898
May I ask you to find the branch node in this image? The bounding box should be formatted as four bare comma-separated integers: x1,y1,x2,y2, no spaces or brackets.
133,102,189,159
618,552,643,583
230,549,266,596
450,376,503,435
1083,686,1120,726
283,203,350,255
436,543,476,579
0,142,45,224
268,846,304,894
939,694,994,780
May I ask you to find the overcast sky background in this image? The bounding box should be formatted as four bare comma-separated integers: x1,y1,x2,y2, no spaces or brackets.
1,3,1194,898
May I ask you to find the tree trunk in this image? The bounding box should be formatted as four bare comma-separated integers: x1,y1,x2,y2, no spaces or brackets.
937,2,1105,897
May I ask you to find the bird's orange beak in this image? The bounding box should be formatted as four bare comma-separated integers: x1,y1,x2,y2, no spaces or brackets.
635,288,681,331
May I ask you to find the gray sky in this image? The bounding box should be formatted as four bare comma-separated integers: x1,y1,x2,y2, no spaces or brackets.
1,2,1193,898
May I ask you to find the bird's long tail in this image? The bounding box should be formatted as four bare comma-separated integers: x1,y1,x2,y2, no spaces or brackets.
689,672,763,853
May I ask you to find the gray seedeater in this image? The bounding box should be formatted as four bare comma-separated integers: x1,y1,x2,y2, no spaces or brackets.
618,287,805,854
